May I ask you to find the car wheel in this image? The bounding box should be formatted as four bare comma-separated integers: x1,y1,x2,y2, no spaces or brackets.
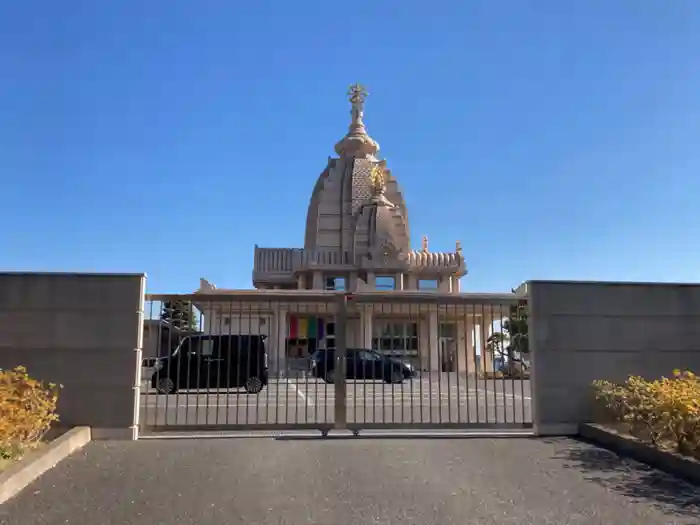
387,369,404,384
156,377,176,395
324,370,335,384
244,376,264,394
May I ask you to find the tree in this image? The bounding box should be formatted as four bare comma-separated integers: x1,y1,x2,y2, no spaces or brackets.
160,300,198,332
486,291,529,376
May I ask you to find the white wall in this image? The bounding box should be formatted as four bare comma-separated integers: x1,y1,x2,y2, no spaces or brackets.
200,309,271,336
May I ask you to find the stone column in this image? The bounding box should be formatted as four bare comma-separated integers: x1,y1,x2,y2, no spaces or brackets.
454,276,461,293
396,273,405,290
312,271,324,290
428,308,440,372
438,276,452,293
405,274,417,290
456,317,476,374
273,305,288,376
360,305,373,348
479,314,494,373
349,271,359,292
296,274,305,290
365,271,376,289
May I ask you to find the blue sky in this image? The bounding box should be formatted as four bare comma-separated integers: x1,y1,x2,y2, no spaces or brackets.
2,1,699,293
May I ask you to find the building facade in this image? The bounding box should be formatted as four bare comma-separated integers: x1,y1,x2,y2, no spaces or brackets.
193,85,498,373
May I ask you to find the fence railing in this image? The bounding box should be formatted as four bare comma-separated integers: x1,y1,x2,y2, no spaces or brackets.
139,292,531,433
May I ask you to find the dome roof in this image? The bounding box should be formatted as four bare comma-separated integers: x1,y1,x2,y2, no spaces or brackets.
304,85,410,259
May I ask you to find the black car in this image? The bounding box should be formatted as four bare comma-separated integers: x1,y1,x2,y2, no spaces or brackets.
310,348,416,384
150,334,269,394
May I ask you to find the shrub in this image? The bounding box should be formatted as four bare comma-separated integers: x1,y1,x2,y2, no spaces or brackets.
593,370,700,458
0,366,61,460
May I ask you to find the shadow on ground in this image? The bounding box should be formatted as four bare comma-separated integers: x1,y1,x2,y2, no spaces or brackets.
549,438,700,519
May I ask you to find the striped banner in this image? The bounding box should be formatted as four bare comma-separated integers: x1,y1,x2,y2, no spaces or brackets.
288,316,326,339
298,318,308,338
288,316,298,338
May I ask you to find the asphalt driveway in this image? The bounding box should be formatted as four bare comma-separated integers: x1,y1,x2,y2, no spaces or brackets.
0,437,698,524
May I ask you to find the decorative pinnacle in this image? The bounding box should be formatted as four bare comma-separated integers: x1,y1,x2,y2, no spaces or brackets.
455,240,462,253
422,235,429,252
347,83,368,132
348,83,368,106
334,83,379,159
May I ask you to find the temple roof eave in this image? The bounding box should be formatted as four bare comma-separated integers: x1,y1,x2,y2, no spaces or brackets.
254,245,466,272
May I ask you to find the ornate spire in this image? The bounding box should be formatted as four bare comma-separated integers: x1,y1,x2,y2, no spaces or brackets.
334,83,380,159
348,83,368,134
455,240,462,253
422,235,429,252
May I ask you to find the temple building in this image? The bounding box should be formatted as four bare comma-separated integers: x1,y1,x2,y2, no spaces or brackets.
193,85,495,373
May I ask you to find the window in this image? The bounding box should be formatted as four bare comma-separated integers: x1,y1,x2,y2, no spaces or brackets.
439,323,456,338
418,279,439,290
375,276,395,291
325,277,346,291
359,351,381,361
200,339,215,356
372,320,419,355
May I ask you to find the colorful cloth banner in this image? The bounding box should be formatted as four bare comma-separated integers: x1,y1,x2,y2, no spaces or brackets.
298,318,308,338
288,316,326,339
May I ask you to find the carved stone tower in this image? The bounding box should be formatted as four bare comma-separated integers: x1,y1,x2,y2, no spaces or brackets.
304,84,410,265
252,84,466,291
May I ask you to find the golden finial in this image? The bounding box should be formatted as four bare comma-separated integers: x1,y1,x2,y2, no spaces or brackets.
348,83,368,106
369,163,386,194
422,235,429,252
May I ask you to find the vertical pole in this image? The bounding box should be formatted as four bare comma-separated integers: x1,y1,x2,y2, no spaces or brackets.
334,294,348,430
131,275,146,440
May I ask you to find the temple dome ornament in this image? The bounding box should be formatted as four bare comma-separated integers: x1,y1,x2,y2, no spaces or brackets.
334,83,380,160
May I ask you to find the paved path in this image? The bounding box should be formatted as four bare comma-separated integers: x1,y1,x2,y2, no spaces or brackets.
140,377,532,429
1,437,698,524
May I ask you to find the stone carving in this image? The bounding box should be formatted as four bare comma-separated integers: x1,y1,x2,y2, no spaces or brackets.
351,159,374,214
198,278,216,292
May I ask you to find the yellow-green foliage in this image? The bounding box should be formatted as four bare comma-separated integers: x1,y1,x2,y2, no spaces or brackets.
0,366,61,460
593,370,700,458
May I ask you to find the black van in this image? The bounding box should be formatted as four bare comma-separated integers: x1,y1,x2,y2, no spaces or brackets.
150,334,269,394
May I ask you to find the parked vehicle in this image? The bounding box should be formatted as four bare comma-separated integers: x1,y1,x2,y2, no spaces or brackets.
150,334,269,394
310,348,416,384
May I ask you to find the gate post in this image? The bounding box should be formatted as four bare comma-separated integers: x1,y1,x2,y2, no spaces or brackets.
334,294,348,430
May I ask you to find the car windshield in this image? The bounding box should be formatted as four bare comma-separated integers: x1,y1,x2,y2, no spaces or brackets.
310,350,328,362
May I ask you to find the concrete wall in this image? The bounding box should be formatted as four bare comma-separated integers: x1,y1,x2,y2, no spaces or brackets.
0,272,145,440
529,280,700,436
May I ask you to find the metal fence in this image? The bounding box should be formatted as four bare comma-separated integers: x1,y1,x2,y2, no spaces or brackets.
139,291,532,435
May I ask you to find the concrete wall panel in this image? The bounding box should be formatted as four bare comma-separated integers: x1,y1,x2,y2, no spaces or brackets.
529,280,700,436
0,273,145,440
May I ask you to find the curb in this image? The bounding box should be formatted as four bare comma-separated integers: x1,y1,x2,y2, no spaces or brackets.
580,423,700,485
0,426,92,505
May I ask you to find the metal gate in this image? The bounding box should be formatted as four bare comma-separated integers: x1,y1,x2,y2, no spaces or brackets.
138,291,532,436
